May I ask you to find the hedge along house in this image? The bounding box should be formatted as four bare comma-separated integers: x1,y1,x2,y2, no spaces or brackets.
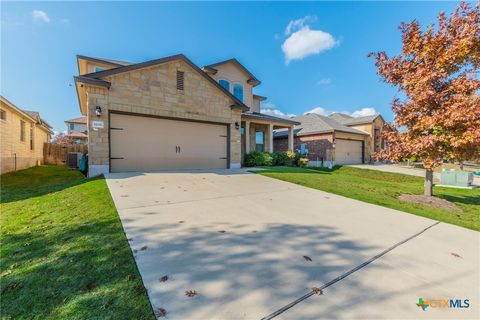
74,55,298,176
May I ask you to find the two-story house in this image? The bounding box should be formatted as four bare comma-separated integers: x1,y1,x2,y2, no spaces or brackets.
74,54,298,176
0,96,53,174
65,116,87,144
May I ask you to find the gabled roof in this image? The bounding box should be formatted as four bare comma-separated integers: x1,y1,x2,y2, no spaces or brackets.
74,54,249,112
203,58,261,87
253,94,267,101
65,116,87,124
329,112,382,125
76,55,133,67
274,113,369,138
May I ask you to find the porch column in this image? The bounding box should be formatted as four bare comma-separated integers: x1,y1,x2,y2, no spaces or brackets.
288,126,294,151
267,124,274,153
245,121,250,154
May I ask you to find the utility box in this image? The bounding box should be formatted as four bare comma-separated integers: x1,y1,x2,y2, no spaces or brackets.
440,170,473,187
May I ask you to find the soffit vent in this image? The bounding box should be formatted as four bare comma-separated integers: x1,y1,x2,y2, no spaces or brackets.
177,70,184,91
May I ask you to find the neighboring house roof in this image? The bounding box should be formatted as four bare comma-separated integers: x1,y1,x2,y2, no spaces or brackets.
76,55,133,67
65,116,87,124
329,112,383,125
274,113,369,138
203,58,261,87
241,112,300,125
74,54,249,112
0,96,53,133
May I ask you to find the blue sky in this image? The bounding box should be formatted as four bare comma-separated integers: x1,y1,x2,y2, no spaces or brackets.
1,1,460,132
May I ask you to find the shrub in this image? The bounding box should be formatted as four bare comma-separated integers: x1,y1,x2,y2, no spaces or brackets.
244,151,273,167
297,157,309,168
271,152,288,166
285,151,297,166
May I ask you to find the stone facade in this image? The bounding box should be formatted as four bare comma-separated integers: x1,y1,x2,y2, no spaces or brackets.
85,59,243,176
0,99,51,174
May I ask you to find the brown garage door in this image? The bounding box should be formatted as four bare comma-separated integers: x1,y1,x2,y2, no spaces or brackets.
110,113,228,172
335,139,363,165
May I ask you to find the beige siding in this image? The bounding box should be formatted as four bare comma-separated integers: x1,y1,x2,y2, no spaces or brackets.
0,101,51,174
86,59,242,175
207,63,254,108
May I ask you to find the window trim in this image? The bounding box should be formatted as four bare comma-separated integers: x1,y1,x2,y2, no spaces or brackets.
0,109,6,121
20,120,26,142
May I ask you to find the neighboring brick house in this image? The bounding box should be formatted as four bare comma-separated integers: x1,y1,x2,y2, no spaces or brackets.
0,96,53,174
74,54,298,176
65,116,87,144
274,112,385,166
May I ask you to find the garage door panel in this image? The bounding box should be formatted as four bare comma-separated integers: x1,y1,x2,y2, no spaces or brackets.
335,139,363,165
110,113,227,172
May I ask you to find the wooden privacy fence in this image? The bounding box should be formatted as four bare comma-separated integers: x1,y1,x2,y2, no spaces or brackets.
43,143,88,165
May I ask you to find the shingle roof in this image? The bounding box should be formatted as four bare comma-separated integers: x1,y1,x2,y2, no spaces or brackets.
328,112,380,125
23,110,53,128
65,116,87,124
274,113,369,138
76,55,132,67
241,112,300,125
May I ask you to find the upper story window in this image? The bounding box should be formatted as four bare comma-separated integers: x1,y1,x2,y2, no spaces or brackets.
233,83,243,102
219,79,230,92
95,66,105,72
0,109,6,120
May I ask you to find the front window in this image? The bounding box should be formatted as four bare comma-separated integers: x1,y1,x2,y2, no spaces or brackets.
233,83,243,102
69,123,75,131
219,79,230,91
255,131,264,152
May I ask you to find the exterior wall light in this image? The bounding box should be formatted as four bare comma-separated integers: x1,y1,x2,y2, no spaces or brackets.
235,121,240,130
95,106,102,117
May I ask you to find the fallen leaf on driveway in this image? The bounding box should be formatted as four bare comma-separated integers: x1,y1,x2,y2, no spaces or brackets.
303,255,312,262
154,307,167,317
140,246,148,251
311,287,323,295
451,252,462,258
185,290,198,297
159,275,168,282
179,221,185,223
218,230,226,233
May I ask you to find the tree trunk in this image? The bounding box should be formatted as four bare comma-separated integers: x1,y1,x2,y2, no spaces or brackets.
460,162,464,171
424,169,433,196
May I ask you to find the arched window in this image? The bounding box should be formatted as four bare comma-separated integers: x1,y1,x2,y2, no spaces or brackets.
233,83,243,102
219,79,230,92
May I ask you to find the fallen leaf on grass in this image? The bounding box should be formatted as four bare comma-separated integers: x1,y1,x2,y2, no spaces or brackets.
154,307,167,317
185,290,198,297
303,255,312,262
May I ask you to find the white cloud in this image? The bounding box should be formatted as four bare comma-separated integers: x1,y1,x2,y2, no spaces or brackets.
285,15,316,35
316,78,331,86
32,10,50,23
282,26,337,64
261,103,296,119
351,107,377,117
303,106,329,116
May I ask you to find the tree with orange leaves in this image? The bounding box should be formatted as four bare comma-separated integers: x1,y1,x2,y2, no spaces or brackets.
370,2,480,196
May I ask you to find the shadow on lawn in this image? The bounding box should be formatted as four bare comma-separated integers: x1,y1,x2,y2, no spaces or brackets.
1,219,153,319
1,167,90,203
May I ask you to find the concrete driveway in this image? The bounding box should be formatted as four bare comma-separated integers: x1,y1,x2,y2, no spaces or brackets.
106,170,479,320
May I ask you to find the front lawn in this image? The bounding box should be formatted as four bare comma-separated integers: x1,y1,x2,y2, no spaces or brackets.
0,166,154,319
255,166,479,231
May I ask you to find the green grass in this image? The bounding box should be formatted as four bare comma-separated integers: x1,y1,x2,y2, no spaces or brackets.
255,166,480,231
0,166,154,320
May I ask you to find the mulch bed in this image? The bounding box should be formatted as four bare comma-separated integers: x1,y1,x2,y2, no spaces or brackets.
399,194,462,212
